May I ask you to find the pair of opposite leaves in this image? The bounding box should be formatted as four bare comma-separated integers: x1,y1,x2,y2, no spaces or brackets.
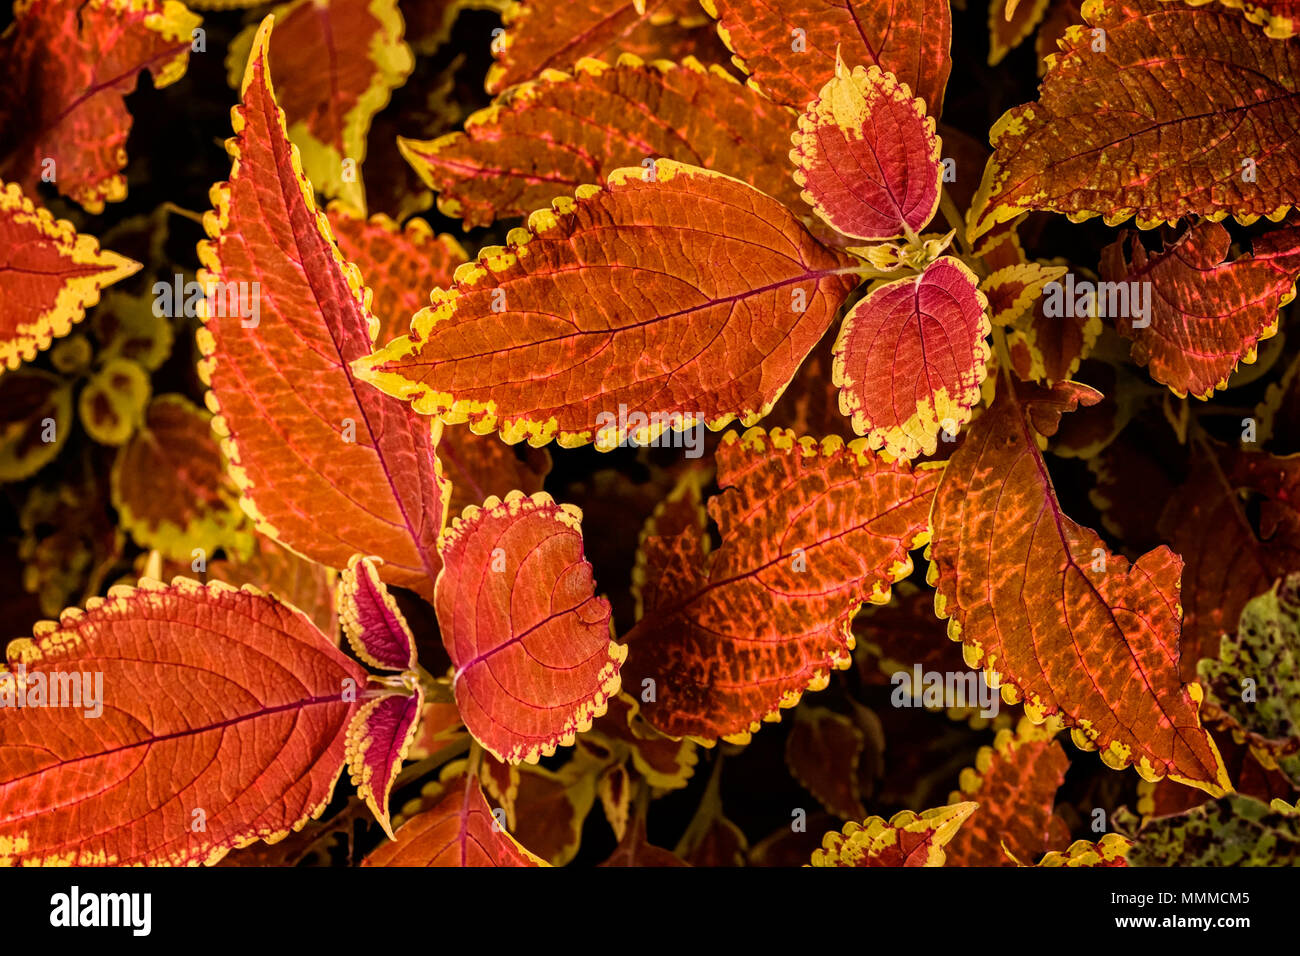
1,8,1232,864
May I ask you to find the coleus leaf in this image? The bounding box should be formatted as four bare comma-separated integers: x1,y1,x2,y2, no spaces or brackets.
1035,0,1085,75
362,764,548,866
585,694,699,790
0,370,73,482
1157,0,1300,38
785,706,869,820
110,394,251,561
809,803,977,867
401,54,804,228
197,18,450,598
487,0,713,93
0,181,141,374
1159,444,1300,679
497,760,598,865
338,555,418,670
1100,222,1300,399
93,290,175,372
1031,833,1131,867
702,0,952,115
326,203,468,344
202,535,337,637
969,0,1300,242
435,491,622,764
599,810,689,866
790,63,942,242
346,688,423,839
927,381,1231,793
438,423,553,520
597,762,633,841
0,0,201,212
832,257,990,458
78,356,151,446
981,262,1067,327
941,717,1072,866
1117,796,1300,866
1004,285,1100,385
1198,575,1300,772
989,0,1051,65
20,473,124,619
623,427,939,741
0,579,364,866
355,161,858,449
225,0,414,209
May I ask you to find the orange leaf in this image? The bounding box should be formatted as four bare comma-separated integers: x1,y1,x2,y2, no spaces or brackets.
206,535,338,637
197,18,450,598
810,803,977,866
0,369,73,481
942,717,1073,866
927,381,1231,794
110,394,250,561
435,491,622,764
326,203,467,344
791,63,942,242
362,764,547,866
403,54,803,228
225,0,413,208
785,706,869,820
355,161,857,449
0,181,140,373
623,427,939,742
832,257,990,458
703,0,952,114
969,0,1300,242
989,0,1050,65
437,423,553,520
487,0,715,93
0,579,365,866
0,0,201,212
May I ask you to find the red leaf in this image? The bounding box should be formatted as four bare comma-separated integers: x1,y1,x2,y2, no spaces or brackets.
785,706,869,820
0,0,201,211
0,579,364,866
791,63,942,242
1101,222,1300,399
435,491,622,764
338,555,418,671
0,181,140,374
437,423,553,520
832,257,990,458
623,427,939,741
927,382,1231,793
0,369,73,481
355,161,857,449
703,0,952,114
197,18,450,598
346,688,423,838
362,766,547,866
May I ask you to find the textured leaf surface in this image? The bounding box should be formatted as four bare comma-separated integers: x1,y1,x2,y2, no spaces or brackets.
1159,445,1300,680
1034,833,1131,866
326,204,467,344
785,706,868,820
338,555,418,670
0,182,140,373
356,161,857,449
362,767,547,865
623,427,939,741
1158,0,1300,37
928,382,1230,792
1199,575,1300,769
969,0,1300,241
197,19,449,598
435,491,622,764
110,394,249,561
226,0,413,208
487,0,714,93
703,0,952,114
0,579,364,866
0,370,72,481
402,55,803,228
0,0,201,211
791,64,941,242
437,424,553,519
810,803,976,866
942,717,1072,866
206,536,337,637
1119,796,1300,866
981,262,1066,327
832,257,989,458
1005,285,1100,385
346,688,423,837
1100,222,1300,399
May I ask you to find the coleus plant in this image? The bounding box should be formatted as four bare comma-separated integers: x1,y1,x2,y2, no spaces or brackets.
2,0,1300,869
